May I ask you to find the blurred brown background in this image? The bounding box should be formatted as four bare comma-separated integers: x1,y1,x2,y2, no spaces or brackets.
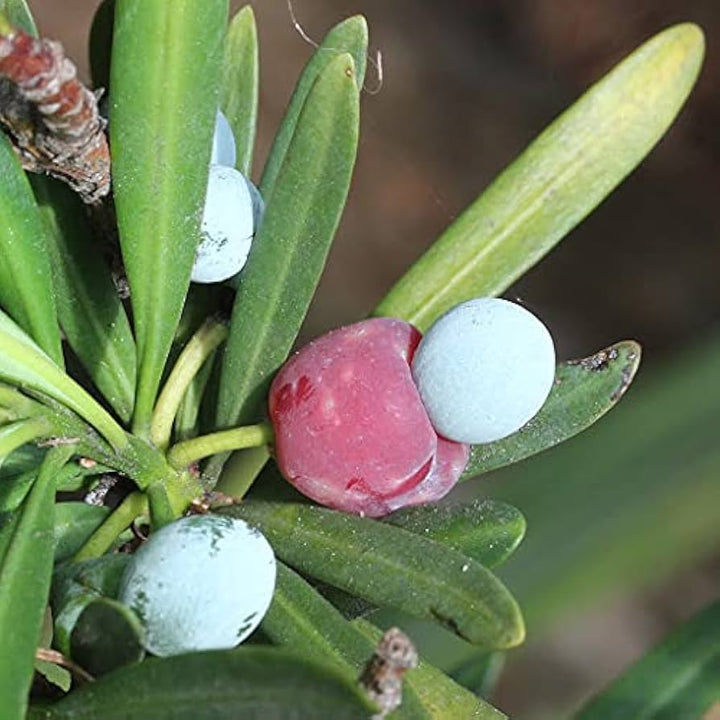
29,1,720,717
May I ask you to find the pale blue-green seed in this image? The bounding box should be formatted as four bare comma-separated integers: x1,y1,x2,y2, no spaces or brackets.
193,165,255,283
210,109,237,167
118,515,276,657
411,298,556,444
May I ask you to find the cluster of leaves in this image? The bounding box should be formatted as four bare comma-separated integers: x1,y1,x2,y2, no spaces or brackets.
0,0,710,717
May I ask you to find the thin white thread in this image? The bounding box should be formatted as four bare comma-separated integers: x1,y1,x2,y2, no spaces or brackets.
287,0,319,48
286,0,384,95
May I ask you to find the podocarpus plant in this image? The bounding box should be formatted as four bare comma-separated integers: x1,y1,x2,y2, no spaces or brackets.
0,0,708,718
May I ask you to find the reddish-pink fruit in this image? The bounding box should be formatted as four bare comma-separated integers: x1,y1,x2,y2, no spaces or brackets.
269,318,469,516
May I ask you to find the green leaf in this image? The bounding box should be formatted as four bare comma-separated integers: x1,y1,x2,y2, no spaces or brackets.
35,607,71,693
0,309,128,449
224,501,524,650
489,333,720,629
0,443,42,478
450,651,506,701
309,499,524,621
462,340,641,479
354,618,507,720
0,134,63,364
110,0,229,434
51,555,131,656
71,598,145,676
220,5,258,176
374,24,705,330
0,0,37,35
386,499,526,568
216,52,360,432
0,468,35,513
0,417,52,467
54,503,110,562
259,15,367,198
32,177,137,423
31,647,377,719
0,446,72,720
264,563,430,719
575,599,720,719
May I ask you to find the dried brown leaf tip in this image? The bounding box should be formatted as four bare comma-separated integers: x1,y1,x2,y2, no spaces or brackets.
359,627,419,719
0,16,110,204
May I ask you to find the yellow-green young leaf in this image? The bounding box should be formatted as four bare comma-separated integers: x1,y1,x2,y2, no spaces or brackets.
0,0,36,34
462,340,641,479
259,15,367,199
224,501,525,650
216,53,360,431
354,619,507,720
29,648,377,720
575,599,720,719
0,134,63,364
110,0,229,435
0,309,127,449
32,177,137,423
375,24,705,330
0,446,72,720
220,5,258,176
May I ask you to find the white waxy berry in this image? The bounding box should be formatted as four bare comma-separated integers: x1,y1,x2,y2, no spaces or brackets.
411,298,556,444
210,109,237,166
118,514,276,657
192,165,255,283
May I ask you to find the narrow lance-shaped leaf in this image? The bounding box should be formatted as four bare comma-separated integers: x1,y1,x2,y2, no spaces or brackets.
216,53,360,430
462,340,641,479
29,647,377,720
575,599,720,720
0,0,36,35
489,333,720,629
0,445,73,720
316,499,525,620
374,24,705,330
260,15,368,199
0,133,63,364
354,618,507,720
386,499,526,569
220,5,258,176
224,501,525,650
110,0,228,435
263,563,431,720
0,309,128,449
32,176,137,423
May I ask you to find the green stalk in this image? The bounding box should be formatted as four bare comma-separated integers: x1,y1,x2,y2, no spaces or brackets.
150,317,228,451
167,423,273,470
73,492,148,561
0,385,42,418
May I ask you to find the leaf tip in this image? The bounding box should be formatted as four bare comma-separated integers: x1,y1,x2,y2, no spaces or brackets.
339,14,369,41
232,4,256,29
